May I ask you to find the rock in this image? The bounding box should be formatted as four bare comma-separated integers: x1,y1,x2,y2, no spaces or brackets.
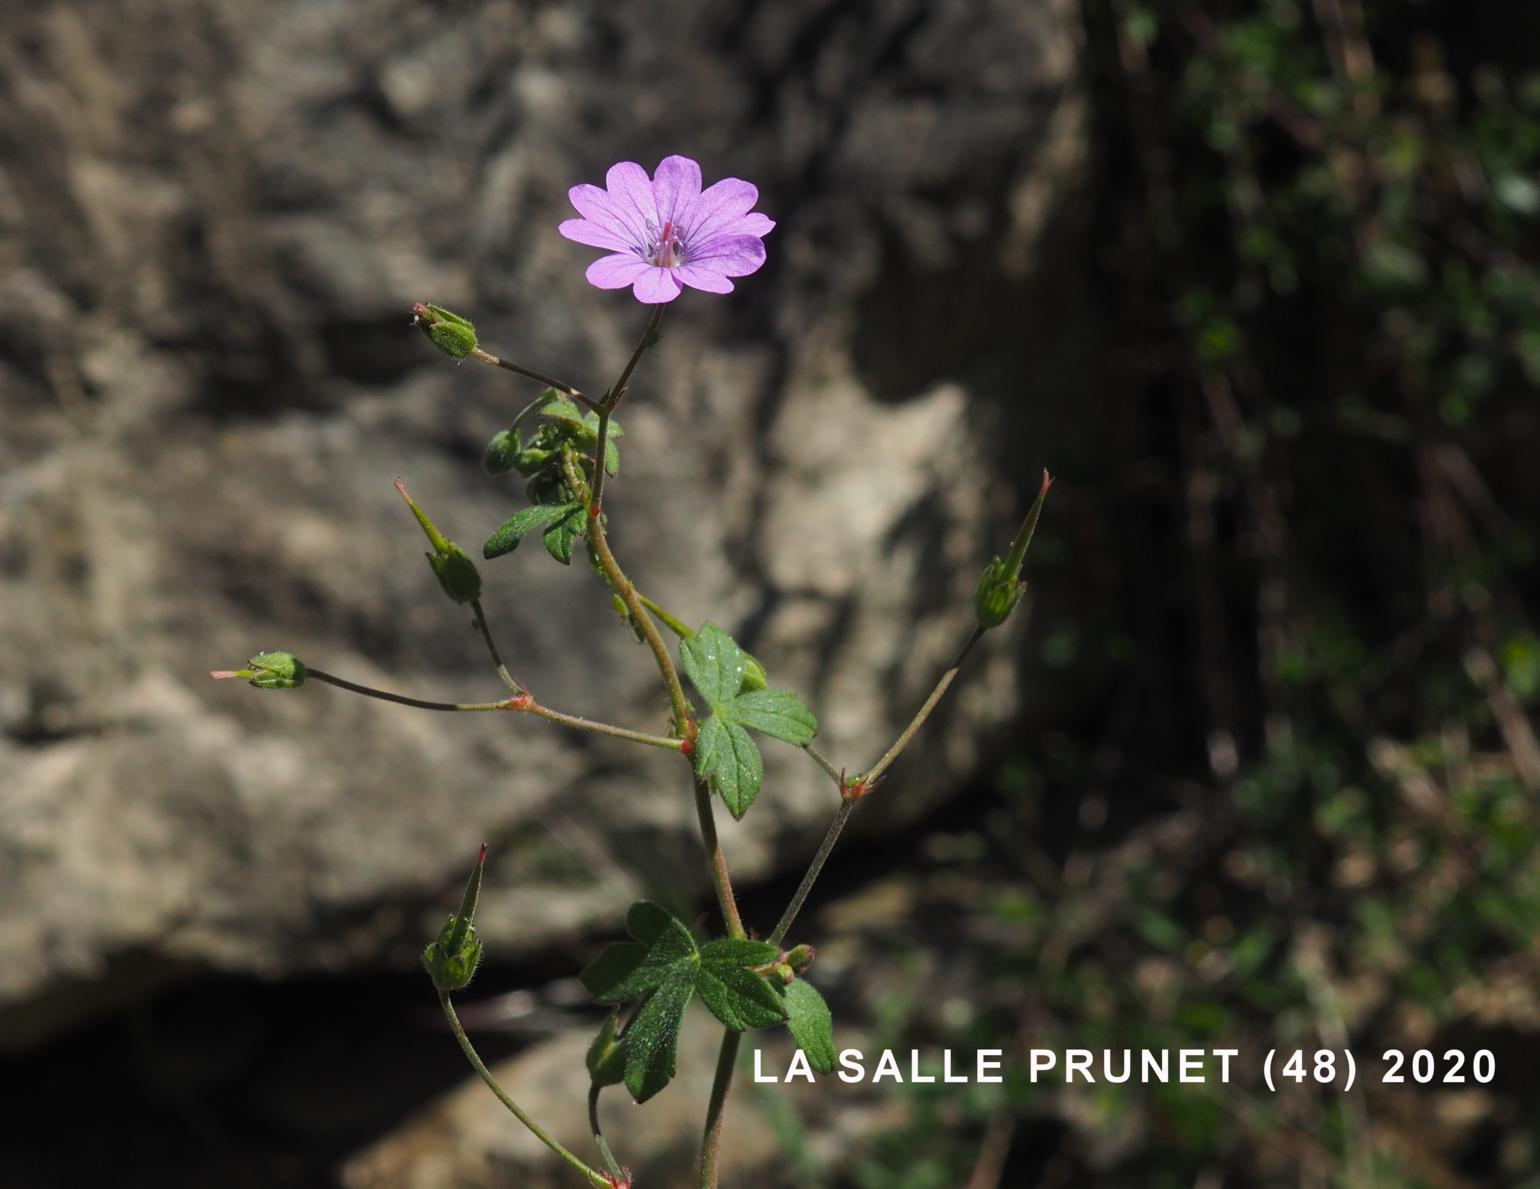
0,0,1090,1046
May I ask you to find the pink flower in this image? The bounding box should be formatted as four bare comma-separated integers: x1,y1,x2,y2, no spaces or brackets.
559,156,774,304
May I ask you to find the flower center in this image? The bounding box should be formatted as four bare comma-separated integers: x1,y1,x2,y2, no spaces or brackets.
646,220,685,268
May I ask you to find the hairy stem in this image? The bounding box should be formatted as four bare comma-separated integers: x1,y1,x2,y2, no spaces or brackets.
470,346,596,410
440,994,610,1187
698,1029,742,1189
638,591,695,640
521,700,683,751
769,798,855,946
694,777,746,939
590,305,664,513
771,625,990,945
588,1084,624,1181
587,524,693,735
859,626,984,786
801,742,843,786
307,668,508,712
471,599,523,693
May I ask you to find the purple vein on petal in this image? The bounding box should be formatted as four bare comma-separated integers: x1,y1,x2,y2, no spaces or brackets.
605,162,658,246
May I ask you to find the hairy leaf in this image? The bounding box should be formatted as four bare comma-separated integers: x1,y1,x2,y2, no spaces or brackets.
697,939,787,1031
784,980,836,1073
483,503,568,559
680,622,745,709
623,971,695,1102
694,715,764,818
542,502,588,564
721,689,818,746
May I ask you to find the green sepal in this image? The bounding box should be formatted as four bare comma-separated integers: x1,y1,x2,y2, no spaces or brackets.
976,469,1052,630
422,845,488,994
244,650,306,689
783,980,836,1073
412,302,478,361
482,429,521,476
740,654,769,692
429,545,482,603
585,1012,628,1088
974,556,1023,629
694,716,764,819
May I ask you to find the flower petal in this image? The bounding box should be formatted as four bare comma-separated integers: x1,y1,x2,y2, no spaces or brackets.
567,184,645,247
686,233,767,278
652,155,702,229
631,266,683,304
559,217,633,252
605,161,659,243
586,253,652,290
675,263,735,294
724,212,775,239
684,177,762,245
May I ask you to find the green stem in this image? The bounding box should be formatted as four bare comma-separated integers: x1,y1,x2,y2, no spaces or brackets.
471,599,523,694
801,742,843,786
567,306,742,942
470,346,597,411
589,305,664,513
307,668,507,712
588,1083,625,1181
586,506,693,735
771,626,990,946
858,626,984,786
522,700,683,751
638,592,694,640
694,776,746,939
768,799,855,946
439,994,610,1187
698,1029,742,1189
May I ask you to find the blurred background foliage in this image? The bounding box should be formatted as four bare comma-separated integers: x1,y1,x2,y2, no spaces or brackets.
821,1,1540,1185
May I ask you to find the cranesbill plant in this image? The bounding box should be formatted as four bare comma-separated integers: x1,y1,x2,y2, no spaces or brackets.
212,154,1051,1188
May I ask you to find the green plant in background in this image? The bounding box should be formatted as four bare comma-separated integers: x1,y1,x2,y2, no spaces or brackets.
213,154,1051,1188
813,3,1540,1185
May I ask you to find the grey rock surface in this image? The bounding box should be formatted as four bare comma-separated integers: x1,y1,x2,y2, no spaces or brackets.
0,0,1091,1047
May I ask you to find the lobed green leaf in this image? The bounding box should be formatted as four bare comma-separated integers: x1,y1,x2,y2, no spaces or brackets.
721,689,818,746
697,942,788,1031
680,622,747,709
694,715,764,819
783,980,836,1073
622,971,695,1102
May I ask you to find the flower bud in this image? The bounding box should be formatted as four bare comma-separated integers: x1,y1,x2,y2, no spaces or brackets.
974,557,1024,629
975,468,1052,631
423,844,487,995
482,429,521,476
585,1011,628,1087
395,479,483,604
785,944,815,975
430,545,483,604
210,650,307,689
412,302,478,361
740,653,768,692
